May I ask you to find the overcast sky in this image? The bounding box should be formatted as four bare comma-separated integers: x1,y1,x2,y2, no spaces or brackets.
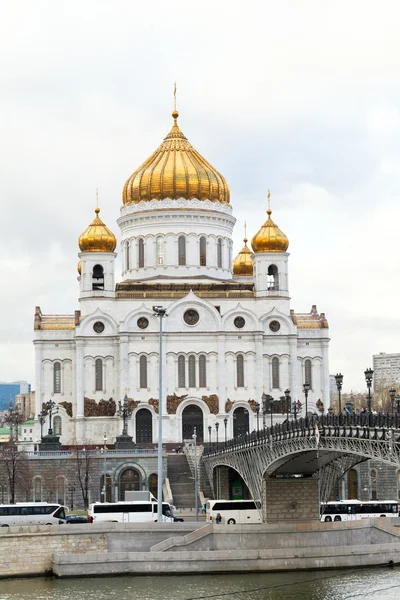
1,0,399,394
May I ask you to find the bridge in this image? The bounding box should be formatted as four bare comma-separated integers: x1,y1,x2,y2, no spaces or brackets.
202,414,400,522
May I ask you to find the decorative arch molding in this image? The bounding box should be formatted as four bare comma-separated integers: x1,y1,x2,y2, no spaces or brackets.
165,291,221,331
263,353,290,360
175,396,211,418
128,351,159,360
79,308,119,336
122,304,159,332
299,356,323,363
260,307,297,334
227,400,253,416
166,351,218,359
114,462,147,485
84,354,115,362
42,358,72,366
132,403,157,418
225,350,256,358
221,304,260,331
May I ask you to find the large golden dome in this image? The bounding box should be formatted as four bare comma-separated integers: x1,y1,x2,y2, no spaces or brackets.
233,229,254,276
78,207,117,253
251,192,289,253
123,110,230,205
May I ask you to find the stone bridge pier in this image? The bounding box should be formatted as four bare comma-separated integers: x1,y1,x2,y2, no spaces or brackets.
263,477,319,523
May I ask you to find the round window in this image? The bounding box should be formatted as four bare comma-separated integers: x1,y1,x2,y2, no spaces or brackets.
93,321,105,334
234,316,245,329
269,320,281,332
184,309,200,326
137,317,149,330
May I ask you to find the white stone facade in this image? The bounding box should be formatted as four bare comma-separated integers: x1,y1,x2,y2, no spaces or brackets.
33,194,330,447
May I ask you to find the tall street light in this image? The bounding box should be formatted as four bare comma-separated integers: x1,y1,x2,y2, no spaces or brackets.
334,373,343,414
389,388,396,414
223,417,228,445
364,368,373,416
303,383,310,423
215,422,219,446
254,401,260,431
153,305,168,523
208,425,212,444
284,389,291,421
37,411,46,440
193,427,198,521
101,432,107,503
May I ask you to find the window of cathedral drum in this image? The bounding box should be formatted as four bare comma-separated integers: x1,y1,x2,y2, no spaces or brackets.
305,359,312,388
53,362,61,394
189,356,196,387
157,236,164,265
267,265,279,291
95,358,103,391
178,355,186,388
138,238,144,268
178,236,186,266
92,264,104,291
126,240,130,271
53,416,62,436
140,356,148,388
236,355,244,388
217,238,222,268
199,355,206,388
199,236,207,266
272,357,280,389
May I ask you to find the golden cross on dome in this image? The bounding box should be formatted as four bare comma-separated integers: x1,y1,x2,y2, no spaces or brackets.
262,384,266,392
124,387,129,395
244,221,247,240
96,188,99,208
267,189,271,210
174,82,177,111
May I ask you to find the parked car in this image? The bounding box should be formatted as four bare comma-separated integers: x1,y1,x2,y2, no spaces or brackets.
173,516,184,522
66,514,89,524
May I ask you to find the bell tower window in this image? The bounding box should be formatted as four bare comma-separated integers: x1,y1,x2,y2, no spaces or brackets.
53,362,61,394
267,265,279,291
140,356,148,389
126,241,130,271
305,359,312,388
92,264,104,291
95,358,103,391
236,355,244,388
178,356,185,388
178,236,186,266
217,239,223,268
200,237,207,266
272,357,280,389
138,238,144,268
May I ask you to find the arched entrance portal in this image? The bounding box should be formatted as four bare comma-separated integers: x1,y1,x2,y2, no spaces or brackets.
182,405,204,443
136,408,153,443
233,407,249,437
119,468,140,500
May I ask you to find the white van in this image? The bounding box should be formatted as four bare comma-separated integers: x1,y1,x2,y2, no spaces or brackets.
206,499,262,524
0,503,67,526
88,501,174,523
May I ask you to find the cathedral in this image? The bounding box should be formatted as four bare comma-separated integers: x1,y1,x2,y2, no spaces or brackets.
33,104,330,446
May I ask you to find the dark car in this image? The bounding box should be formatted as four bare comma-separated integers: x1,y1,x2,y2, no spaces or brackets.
173,516,184,522
66,514,89,524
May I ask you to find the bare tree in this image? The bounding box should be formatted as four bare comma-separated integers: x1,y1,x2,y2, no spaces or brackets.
73,440,95,509
0,443,29,503
42,463,60,502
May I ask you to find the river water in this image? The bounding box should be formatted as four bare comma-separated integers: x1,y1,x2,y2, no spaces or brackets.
1,569,400,600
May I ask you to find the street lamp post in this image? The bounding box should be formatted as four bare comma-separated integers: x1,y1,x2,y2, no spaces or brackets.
208,425,211,444
223,417,228,445
254,402,260,431
364,367,374,416
43,399,58,436
334,373,343,414
153,305,168,523
284,389,291,421
261,392,267,428
303,383,310,423
389,388,396,414
193,427,198,521
215,422,219,446
37,411,46,440
101,432,107,503
68,485,75,510
270,398,274,428
292,400,299,421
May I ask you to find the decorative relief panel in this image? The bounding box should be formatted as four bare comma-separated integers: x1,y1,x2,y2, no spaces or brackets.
225,399,233,413
248,399,257,413
201,394,219,415
59,401,73,417
148,398,159,414
84,397,116,417
167,393,188,415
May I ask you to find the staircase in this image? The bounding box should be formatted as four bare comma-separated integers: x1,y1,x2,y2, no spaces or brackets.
168,454,196,509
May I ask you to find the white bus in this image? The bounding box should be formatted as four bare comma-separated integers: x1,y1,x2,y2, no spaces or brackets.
87,501,174,523
206,500,262,525
320,500,399,522
0,503,67,527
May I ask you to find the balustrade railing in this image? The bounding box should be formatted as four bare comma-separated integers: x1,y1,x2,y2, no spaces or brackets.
203,412,400,457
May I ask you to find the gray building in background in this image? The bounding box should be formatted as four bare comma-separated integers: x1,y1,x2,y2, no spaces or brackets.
0,381,30,411
373,353,400,389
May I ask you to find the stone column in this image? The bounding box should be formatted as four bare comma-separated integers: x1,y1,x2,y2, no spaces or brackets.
76,340,85,418
289,336,297,400
217,334,227,413
34,342,43,416
119,335,129,398
255,334,263,400
322,340,330,408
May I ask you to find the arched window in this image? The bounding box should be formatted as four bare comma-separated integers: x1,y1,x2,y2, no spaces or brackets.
95,358,103,391
157,236,164,265
189,356,196,388
267,265,279,291
33,477,42,502
305,359,312,388
140,356,147,389
53,416,62,436
138,238,144,268
92,264,104,291
228,244,232,269
56,477,65,505
178,236,186,266
126,240,130,271
217,239,223,268
370,469,377,500
178,356,186,388
53,362,61,394
236,355,244,388
199,236,207,266
272,357,280,389
199,355,206,388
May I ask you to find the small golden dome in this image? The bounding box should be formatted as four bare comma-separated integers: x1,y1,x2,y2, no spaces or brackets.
78,207,117,253
251,192,289,253
77,261,82,275
233,235,254,276
123,110,230,205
